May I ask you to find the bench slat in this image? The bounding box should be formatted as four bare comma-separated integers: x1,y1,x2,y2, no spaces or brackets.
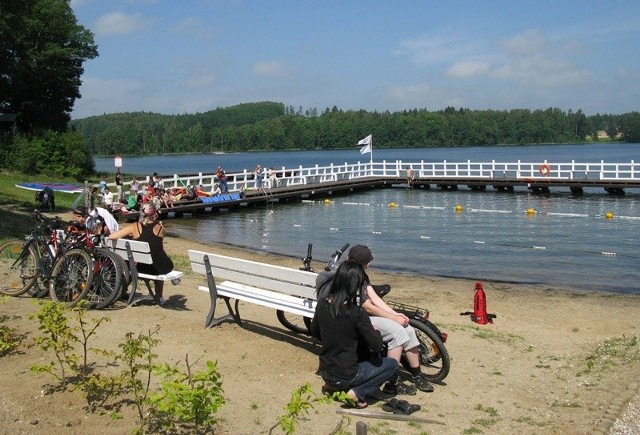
106,239,154,263
191,261,315,299
139,270,184,282
189,250,316,285
197,284,315,317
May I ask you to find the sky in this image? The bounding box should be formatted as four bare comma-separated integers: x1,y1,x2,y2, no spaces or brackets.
70,0,640,120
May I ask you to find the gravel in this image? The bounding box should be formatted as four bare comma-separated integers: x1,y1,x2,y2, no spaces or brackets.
610,388,640,435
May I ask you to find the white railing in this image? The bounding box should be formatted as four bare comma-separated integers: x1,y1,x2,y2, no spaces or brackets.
123,160,638,195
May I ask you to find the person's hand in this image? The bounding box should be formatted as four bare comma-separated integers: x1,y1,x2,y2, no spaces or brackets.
394,313,409,327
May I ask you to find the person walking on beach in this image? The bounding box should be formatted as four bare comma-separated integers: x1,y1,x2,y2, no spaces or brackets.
310,260,398,408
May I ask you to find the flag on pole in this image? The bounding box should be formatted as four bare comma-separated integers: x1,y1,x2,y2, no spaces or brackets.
357,134,372,155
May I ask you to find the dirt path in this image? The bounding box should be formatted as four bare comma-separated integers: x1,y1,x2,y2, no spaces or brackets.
1,229,639,434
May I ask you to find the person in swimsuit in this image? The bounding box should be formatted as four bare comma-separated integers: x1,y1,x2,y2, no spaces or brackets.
108,203,174,306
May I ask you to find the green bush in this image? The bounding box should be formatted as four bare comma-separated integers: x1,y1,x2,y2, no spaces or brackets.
7,131,94,180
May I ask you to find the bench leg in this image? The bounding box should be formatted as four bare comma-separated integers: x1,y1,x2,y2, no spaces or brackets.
203,255,242,328
127,279,157,307
206,296,241,328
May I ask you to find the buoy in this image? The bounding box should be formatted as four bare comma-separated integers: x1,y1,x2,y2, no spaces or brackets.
323,199,331,204
389,202,396,208
454,204,463,212
605,212,614,219
527,208,535,215
539,163,551,176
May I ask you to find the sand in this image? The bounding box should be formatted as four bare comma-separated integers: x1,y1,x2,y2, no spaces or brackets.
1,227,639,434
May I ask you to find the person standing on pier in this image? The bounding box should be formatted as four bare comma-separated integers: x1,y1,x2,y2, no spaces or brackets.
268,166,279,188
216,166,228,193
406,167,415,189
254,164,264,189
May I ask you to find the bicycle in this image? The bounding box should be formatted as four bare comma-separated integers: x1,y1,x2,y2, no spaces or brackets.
0,210,95,307
276,243,451,383
61,218,128,309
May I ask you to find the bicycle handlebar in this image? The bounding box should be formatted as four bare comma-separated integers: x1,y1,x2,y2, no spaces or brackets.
300,243,313,271
325,243,350,271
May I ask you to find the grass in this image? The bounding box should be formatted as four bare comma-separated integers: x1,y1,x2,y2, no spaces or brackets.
444,323,526,346
0,171,86,240
578,334,640,377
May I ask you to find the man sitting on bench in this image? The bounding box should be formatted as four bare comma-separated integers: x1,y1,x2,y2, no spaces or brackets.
108,203,174,306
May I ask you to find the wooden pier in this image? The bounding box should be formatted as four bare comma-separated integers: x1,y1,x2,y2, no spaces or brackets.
115,159,640,220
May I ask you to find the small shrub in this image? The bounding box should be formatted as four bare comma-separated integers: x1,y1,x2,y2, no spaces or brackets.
117,327,161,432
147,356,225,433
0,297,22,356
270,382,334,434
29,301,80,388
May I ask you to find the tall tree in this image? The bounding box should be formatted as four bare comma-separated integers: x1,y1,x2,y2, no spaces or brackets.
0,0,98,133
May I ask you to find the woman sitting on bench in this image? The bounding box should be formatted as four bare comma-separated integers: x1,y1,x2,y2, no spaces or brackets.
310,260,398,408
108,203,174,306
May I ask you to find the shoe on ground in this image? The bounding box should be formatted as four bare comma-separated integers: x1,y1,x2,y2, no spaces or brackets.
413,374,434,392
158,297,166,306
382,398,421,415
382,381,417,396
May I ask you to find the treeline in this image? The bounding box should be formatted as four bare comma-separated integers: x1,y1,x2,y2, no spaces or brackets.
70,102,640,157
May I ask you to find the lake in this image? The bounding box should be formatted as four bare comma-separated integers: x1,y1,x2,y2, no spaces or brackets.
95,143,640,294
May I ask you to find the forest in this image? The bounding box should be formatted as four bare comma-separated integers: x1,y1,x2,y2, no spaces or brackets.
71,102,640,157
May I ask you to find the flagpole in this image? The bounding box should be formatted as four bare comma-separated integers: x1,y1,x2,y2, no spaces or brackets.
369,135,373,175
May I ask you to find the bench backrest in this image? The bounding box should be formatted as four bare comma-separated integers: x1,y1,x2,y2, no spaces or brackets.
188,250,317,300
106,238,152,264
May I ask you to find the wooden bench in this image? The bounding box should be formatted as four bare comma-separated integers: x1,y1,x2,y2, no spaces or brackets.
188,249,318,328
107,239,184,305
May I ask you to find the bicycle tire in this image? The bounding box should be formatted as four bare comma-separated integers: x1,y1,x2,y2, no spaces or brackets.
48,249,94,308
85,248,124,309
407,318,451,383
27,246,55,298
0,240,39,296
276,310,312,335
111,251,131,288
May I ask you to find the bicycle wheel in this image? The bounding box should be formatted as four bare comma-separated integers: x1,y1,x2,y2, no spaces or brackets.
85,248,124,309
111,251,131,289
276,310,312,335
408,318,451,383
27,248,54,298
48,249,94,308
0,240,38,296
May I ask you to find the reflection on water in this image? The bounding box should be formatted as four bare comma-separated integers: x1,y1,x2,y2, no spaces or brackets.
170,187,640,295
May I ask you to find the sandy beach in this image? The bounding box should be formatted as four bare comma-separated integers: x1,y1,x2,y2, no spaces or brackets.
1,226,639,434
